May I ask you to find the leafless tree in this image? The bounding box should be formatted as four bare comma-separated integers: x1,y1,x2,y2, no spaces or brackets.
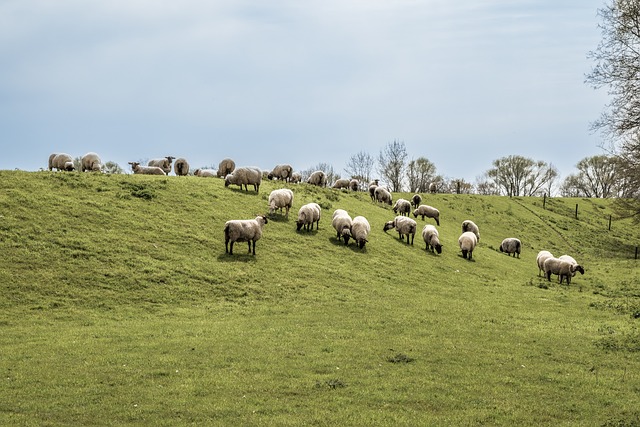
485,155,558,197
377,140,407,192
344,151,375,182
560,155,619,198
406,157,436,193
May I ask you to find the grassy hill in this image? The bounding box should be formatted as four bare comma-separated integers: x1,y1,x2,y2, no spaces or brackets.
1,170,639,426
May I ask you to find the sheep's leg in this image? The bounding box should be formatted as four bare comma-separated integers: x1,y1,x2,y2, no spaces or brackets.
247,241,252,254
228,241,234,255
250,240,256,255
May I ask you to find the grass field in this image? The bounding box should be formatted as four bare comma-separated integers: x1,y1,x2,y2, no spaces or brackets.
1,170,639,426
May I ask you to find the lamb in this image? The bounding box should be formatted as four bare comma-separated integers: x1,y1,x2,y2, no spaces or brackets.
307,170,327,187
351,216,370,249
224,166,262,192
558,255,585,277
369,184,378,201
216,158,236,178
290,172,302,184
296,202,321,231
148,156,175,175
536,250,554,277
193,169,216,177
268,164,294,181
458,231,478,260
461,220,480,241
500,238,521,258
51,153,75,171
348,179,359,191
268,188,294,218
128,161,166,175
392,198,411,216
332,210,353,245
422,224,442,254
173,158,190,176
413,205,440,226
224,215,268,255
374,186,393,205
81,152,102,172
543,257,581,285
429,182,437,193
383,216,417,245
332,178,350,189
411,194,422,209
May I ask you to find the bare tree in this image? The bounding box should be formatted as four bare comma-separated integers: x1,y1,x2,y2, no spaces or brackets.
561,155,618,198
345,151,374,182
485,155,558,196
104,161,124,174
475,173,500,195
406,157,436,193
378,140,407,192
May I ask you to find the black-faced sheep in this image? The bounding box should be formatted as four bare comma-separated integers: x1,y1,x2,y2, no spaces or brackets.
224,166,262,192
81,152,102,172
368,184,378,201
411,194,422,209
332,210,353,245
48,153,58,171
429,182,437,193
351,216,370,249
422,224,442,254
173,158,190,176
348,179,359,191
51,153,75,171
307,170,327,187
148,156,175,175
268,164,294,181
268,188,294,218
374,186,392,205
543,257,581,285
296,203,321,231
413,205,440,225
461,220,480,241
194,169,216,177
392,199,411,216
290,172,302,183
383,216,417,245
536,250,554,276
224,215,268,255
458,231,478,260
500,238,521,258
128,162,166,175
217,158,236,178
558,255,585,277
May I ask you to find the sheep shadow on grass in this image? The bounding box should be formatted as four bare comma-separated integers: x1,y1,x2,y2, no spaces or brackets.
217,250,260,262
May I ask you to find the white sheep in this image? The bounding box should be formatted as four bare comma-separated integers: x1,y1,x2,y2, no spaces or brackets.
374,186,393,205
128,161,166,175
296,202,321,231
148,156,175,175
290,172,302,183
217,158,236,178
383,216,417,245
173,158,190,176
224,166,262,192
500,238,521,258
411,194,422,209
413,205,440,226
348,179,359,191
458,231,478,260
461,220,480,242
429,182,437,193
332,209,348,220
268,188,294,218
332,210,353,245
422,224,442,254
368,184,378,201
392,199,412,216
51,153,75,171
48,153,58,171
351,216,370,249
543,257,581,285
307,170,327,187
332,178,350,189
224,215,268,255
268,164,294,181
536,250,554,277
194,169,217,177
81,152,102,172
558,255,585,277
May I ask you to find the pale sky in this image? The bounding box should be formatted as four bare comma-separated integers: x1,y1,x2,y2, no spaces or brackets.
0,0,609,183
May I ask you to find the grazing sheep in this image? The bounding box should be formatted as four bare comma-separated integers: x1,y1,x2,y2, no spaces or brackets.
148,156,175,175
332,210,353,245
332,178,350,189
307,170,327,187
429,182,437,193
461,220,480,241
81,152,102,172
193,169,216,177
368,184,378,201
51,153,75,171
290,172,302,183
383,216,417,245
296,202,321,231
413,205,440,226
536,250,554,277
128,162,166,175
458,231,478,260
173,158,189,176
48,153,58,171
332,209,348,220
411,194,422,209
422,224,442,254
374,186,393,205
500,238,521,258
348,179,359,191
216,158,236,178
351,216,370,249
543,257,581,285
224,215,268,255
268,164,294,181
268,188,294,218
392,199,412,216
224,166,262,192
558,255,585,277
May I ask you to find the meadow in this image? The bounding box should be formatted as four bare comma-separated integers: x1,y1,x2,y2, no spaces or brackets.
0,170,639,426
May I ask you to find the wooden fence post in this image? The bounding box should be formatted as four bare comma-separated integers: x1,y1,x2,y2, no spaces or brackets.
543,194,546,210
608,215,612,231
575,204,579,220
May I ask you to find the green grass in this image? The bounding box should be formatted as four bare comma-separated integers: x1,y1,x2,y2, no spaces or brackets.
1,170,639,426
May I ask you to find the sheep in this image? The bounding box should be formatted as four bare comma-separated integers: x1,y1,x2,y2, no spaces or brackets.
290,172,302,183
413,205,440,226
392,199,411,216
500,238,521,258
173,158,190,176
383,216,417,245
51,153,75,171
224,215,268,255
368,184,378,201
307,170,327,187
429,182,437,193
332,210,353,245
536,250,554,277
543,257,581,285
332,178,350,189
422,224,442,254
48,153,58,171
128,161,166,175
193,169,217,177
216,158,236,178
224,166,262,192
351,216,370,249
374,186,392,205
268,164,293,181
558,255,585,277
411,194,422,209
296,202,321,231
148,156,175,175
80,152,102,172
461,220,480,241
458,231,478,260
268,188,294,218
348,179,359,191
332,209,349,220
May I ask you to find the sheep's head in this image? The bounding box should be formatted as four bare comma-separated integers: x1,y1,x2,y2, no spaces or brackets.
383,221,395,232
434,243,443,254
358,238,368,249
573,265,585,275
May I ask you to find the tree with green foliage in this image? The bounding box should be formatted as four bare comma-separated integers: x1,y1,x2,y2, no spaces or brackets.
485,155,558,197
377,140,407,192
406,157,436,193
344,151,374,182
